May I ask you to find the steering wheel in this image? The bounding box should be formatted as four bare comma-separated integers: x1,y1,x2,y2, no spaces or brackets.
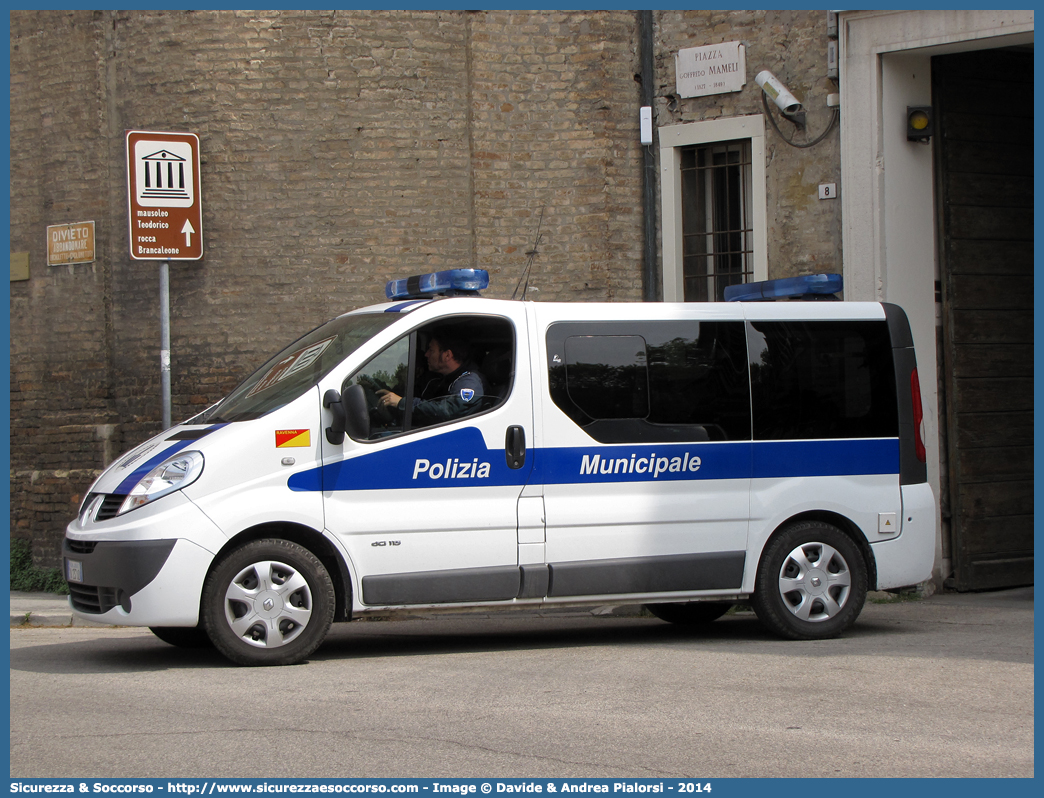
360,384,395,425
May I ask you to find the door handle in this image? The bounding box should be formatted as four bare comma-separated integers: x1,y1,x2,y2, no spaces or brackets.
505,425,526,470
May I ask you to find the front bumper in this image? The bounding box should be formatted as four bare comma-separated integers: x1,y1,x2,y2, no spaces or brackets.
64,538,176,614
64,491,226,627
64,537,216,627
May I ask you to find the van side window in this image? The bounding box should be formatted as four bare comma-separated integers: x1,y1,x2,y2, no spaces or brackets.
547,321,750,443
344,315,515,441
747,321,898,440
564,335,650,420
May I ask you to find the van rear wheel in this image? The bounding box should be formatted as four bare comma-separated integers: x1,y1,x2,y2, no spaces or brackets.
202,539,334,666
752,521,867,640
646,601,732,625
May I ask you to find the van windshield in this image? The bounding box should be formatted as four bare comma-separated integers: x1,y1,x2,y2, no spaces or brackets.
199,313,398,423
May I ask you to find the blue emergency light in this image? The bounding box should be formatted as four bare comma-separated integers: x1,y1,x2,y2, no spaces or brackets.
385,269,490,300
724,273,843,302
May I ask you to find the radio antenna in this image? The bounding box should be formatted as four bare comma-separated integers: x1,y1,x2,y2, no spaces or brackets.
511,206,545,301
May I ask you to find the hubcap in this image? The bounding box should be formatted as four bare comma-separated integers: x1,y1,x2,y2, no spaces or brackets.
223,560,312,648
777,542,851,622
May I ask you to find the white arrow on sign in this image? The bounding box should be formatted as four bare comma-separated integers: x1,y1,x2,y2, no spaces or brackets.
181,219,196,248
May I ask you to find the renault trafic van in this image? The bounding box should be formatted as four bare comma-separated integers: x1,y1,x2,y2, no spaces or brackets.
64,270,935,665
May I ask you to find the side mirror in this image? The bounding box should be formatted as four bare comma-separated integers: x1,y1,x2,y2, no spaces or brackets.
323,389,346,445
341,383,371,442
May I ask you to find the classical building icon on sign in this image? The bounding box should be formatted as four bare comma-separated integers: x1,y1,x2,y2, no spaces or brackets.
133,140,194,207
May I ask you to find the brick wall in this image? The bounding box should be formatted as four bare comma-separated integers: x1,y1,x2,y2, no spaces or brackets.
9,10,644,564
10,11,116,562
468,11,644,301
11,10,838,566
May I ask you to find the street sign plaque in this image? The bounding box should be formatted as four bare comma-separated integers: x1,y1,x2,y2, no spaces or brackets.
47,220,96,266
126,130,203,260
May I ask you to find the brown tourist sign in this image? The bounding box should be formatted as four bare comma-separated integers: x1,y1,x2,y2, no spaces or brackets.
126,130,203,261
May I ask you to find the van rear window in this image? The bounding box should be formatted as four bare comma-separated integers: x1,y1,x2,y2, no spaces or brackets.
747,321,898,440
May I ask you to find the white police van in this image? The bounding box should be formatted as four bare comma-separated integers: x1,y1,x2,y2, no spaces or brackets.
64,270,935,666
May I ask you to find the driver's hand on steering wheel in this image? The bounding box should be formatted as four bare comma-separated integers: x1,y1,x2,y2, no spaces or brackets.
376,389,402,409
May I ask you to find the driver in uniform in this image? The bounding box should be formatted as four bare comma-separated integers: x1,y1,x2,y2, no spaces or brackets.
377,329,487,425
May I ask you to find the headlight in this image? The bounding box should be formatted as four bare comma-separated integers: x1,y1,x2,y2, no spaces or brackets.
118,451,205,515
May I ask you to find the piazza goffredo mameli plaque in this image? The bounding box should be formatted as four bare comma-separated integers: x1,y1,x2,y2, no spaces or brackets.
675,42,746,99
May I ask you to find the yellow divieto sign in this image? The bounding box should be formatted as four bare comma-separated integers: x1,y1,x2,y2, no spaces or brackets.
275,429,311,448
47,221,96,266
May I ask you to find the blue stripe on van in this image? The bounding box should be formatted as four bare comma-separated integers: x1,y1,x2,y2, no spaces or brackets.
289,427,530,492
536,442,751,484
287,429,899,492
113,425,225,495
385,300,431,313
752,438,899,479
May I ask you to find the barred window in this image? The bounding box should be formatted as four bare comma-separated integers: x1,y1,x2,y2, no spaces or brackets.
680,140,754,302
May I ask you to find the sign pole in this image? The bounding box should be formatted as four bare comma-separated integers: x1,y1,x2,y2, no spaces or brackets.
126,130,203,432
160,259,171,430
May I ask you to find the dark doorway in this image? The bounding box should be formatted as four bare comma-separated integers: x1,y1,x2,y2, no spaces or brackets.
933,48,1033,590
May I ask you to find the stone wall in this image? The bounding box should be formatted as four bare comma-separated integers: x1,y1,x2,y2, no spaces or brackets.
653,9,841,276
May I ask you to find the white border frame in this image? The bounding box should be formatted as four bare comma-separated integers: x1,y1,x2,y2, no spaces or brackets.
838,9,1034,582
839,9,1033,301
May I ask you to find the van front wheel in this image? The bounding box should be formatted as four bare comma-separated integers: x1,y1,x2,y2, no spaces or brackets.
646,602,732,625
149,625,212,648
752,522,867,640
202,539,335,666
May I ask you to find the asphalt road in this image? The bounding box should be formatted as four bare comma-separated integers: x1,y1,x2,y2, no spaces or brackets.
9,589,1034,779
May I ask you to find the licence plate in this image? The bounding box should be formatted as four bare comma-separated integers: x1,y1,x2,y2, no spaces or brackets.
66,559,83,583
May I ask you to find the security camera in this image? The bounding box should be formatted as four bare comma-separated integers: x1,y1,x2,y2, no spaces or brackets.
755,70,803,115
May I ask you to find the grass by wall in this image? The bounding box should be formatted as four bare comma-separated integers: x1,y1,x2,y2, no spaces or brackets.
11,537,69,594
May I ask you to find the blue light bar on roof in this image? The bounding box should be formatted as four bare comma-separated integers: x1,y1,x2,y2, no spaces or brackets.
385,269,490,300
724,273,843,302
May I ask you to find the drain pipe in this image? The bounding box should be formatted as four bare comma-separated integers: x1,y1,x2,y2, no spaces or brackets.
638,10,659,302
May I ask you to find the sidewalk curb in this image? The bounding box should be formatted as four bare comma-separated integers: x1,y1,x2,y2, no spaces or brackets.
10,611,115,628
9,591,116,628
